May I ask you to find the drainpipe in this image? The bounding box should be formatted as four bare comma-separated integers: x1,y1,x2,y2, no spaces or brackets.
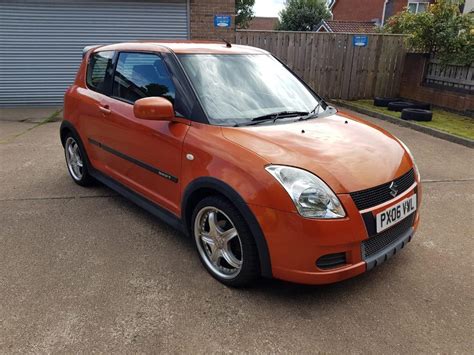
328,0,335,20
381,0,389,25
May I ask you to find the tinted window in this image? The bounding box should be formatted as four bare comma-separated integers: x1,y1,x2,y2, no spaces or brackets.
86,51,114,93
113,52,176,104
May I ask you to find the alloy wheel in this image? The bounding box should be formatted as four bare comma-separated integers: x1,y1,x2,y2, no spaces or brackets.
65,137,84,181
194,206,243,279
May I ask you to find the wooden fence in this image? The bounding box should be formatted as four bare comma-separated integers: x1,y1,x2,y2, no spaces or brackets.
424,59,474,94
236,30,406,100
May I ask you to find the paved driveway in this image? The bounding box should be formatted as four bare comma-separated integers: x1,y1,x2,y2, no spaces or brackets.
1,112,473,353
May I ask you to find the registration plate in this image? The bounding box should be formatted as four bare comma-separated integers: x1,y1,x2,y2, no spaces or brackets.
376,194,417,233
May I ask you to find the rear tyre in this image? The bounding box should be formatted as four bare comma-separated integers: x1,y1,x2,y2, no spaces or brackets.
374,97,400,107
401,108,433,122
64,133,94,186
191,196,260,287
387,101,416,112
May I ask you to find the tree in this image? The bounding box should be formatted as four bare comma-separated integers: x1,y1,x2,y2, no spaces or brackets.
384,0,474,65
236,0,255,29
277,0,331,31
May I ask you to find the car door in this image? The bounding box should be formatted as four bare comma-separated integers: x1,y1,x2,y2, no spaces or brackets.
79,50,116,171
95,51,190,215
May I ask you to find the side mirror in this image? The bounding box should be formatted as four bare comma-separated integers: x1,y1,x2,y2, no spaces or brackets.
133,97,175,121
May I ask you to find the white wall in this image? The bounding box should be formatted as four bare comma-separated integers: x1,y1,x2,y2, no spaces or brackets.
464,0,474,14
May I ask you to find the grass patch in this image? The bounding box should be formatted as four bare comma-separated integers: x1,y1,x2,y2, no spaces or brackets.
341,99,474,140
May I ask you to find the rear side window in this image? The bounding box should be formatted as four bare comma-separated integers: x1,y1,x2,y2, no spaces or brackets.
112,52,176,104
86,51,114,93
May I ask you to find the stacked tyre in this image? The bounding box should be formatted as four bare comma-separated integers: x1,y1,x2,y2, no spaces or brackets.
373,97,433,122
387,101,416,112
401,108,433,121
374,97,400,107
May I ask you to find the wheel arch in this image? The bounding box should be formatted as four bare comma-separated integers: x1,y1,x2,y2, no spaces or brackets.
60,120,94,168
182,177,272,278
60,120,79,146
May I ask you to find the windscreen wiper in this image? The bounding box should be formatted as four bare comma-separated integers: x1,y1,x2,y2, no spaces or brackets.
235,111,309,127
299,102,322,121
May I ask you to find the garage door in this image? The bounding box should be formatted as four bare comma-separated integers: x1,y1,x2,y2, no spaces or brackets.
0,0,189,106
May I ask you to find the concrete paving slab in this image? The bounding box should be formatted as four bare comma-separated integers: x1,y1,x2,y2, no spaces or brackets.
0,114,473,353
0,120,38,142
0,107,63,122
0,122,113,200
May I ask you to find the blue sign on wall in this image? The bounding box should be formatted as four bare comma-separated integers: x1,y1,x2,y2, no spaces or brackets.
353,35,369,47
214,15,232,28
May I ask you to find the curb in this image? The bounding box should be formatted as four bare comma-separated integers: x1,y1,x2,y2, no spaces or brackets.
332,100,474,149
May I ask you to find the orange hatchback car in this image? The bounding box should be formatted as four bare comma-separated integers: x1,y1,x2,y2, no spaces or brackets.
61,41,421,287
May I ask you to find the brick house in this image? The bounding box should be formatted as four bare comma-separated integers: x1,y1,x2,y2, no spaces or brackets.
247,17,279,31
316,20,377,33
190,0,235,41
330,0,435,25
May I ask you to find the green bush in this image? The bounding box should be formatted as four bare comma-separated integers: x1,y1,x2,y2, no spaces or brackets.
277,0,331,31
384,0,474,65
236,0,255,29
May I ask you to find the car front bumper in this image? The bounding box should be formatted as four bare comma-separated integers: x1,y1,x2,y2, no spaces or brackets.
249,189,420,285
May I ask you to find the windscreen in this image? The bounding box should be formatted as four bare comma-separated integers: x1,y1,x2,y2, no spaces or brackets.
178,54,321,126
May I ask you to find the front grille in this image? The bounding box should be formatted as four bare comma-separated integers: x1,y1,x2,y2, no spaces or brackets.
350,169,415,210
361,213,415,259
316,252,347,269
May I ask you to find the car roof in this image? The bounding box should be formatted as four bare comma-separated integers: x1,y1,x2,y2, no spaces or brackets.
94,40,269,55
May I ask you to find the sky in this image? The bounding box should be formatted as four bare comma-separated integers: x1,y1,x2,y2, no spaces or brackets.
253,0,286,18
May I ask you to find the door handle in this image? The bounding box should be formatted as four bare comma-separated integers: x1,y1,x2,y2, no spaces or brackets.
99,105,111,115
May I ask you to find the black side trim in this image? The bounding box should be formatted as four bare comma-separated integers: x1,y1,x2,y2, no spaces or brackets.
88,138,178,183
182,177,273,278
89,168,184,233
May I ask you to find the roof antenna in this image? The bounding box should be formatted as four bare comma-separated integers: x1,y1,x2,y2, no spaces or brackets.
222,38,232,48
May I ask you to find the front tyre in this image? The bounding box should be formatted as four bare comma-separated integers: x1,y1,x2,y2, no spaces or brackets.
192,196,260,287
64,134,94,186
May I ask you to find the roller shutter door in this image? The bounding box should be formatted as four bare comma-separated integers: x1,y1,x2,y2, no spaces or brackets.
0,0,189,106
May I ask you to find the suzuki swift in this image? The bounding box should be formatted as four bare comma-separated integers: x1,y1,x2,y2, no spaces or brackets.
61,41,421,287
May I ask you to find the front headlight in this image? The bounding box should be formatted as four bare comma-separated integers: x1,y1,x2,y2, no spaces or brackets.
265,165,345,219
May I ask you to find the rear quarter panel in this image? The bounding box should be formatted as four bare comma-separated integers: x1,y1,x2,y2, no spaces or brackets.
63,51,90,134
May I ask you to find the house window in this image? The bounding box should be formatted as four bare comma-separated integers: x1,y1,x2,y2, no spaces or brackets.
408,2,429,13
